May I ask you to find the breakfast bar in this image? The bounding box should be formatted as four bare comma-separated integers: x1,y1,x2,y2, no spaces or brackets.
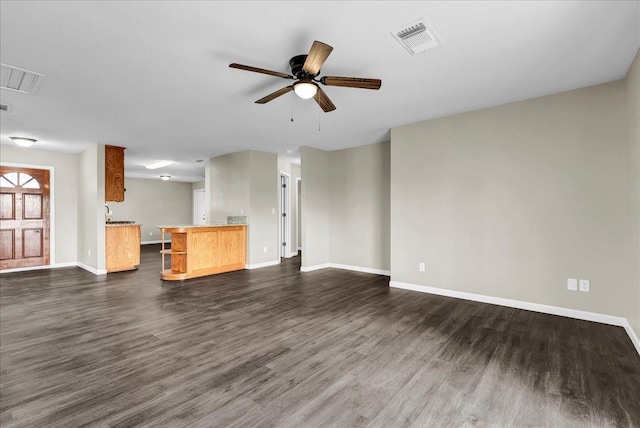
158,224,247,280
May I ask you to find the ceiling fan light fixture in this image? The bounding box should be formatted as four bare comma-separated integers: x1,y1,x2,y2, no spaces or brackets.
293,81,317,99
10,137,37,147
160,175,171,181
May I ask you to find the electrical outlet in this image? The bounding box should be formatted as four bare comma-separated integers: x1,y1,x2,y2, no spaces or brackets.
149,232,152,236
567,278,578,291
88,249,91,256
419,262,426,272
263,246,267,253
240,208,244,214
272,208,276,215
579,279,590,292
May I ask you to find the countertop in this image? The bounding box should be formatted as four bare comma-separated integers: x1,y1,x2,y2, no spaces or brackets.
106,223,141,227
157,224,247,229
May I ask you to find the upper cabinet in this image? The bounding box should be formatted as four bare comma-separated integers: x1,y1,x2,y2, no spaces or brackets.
105,145,125,202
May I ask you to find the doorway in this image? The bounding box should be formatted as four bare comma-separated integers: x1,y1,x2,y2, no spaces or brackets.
193,189,206,225
0,166,51,270
280,172,289,258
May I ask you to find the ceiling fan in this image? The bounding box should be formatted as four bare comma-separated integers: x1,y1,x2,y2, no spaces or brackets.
229,41,382,112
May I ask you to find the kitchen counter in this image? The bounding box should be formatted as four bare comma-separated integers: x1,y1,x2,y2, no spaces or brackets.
158,224,247,280
105,223,141,272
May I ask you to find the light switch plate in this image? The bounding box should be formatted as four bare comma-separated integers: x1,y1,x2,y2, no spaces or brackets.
419,262,426,272
567,278,578,291
579,279,590,292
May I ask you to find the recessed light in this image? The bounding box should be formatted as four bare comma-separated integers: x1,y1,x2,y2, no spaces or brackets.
145,160,173,169
160,175,171,181
9,137,36,147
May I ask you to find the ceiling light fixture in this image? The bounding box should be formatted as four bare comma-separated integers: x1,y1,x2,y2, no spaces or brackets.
9,137,36,147
145,160,173,169
160,175,171,181
293,79,318,99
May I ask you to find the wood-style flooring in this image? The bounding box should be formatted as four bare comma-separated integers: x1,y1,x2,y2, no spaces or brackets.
1,245,640,427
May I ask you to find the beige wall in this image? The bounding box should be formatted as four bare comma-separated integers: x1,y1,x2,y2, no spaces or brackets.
391,81,626,317
209,150,278,266
330,142,390,271
0,145,79,265
300,144,391,272
192,180,205,191
625,49,640,337
77,144,106,272
108,178,193,243
301,146,331,268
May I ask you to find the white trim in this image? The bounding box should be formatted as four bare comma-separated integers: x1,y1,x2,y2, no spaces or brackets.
77,263,107,275
300,263,390,275
389,281,640,357
0,162,55,265
142,240,168,245
329,263,391,276
623,320,640,356
0,261,76,274
245,260,280,270
279,171,291,259
300,263,332,272
389,281,627,327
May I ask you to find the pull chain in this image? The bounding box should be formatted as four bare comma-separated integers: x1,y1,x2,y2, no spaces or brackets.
290,91,294,122
318,109,321,132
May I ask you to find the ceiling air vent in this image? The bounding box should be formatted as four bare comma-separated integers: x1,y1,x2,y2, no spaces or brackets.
0,104,10,112
1,63,45,95
391,18,442,55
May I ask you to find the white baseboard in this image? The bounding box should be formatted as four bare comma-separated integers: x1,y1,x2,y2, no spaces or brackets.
0,261,77,274
298,247,302,251
77,263,107,275
329,263,390,276
300,263,390,276
142,240,167,245
623,320,640,356
245,260,280,270
390,280,640,357
300,263,332,272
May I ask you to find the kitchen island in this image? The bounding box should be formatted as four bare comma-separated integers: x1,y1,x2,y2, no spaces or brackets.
158,224,247,281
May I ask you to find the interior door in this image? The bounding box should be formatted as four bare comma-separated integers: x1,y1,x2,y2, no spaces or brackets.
193,189,206,225
0,167,50,270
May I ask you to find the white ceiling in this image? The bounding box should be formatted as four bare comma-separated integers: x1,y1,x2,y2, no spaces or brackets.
1,1,639,182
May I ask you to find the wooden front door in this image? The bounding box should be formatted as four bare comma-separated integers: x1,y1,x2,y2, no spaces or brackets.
0,167,50,270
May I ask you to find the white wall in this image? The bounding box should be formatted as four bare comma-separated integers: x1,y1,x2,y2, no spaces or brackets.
391,81,626,317
77,144,106,273
0,145,78,265
624,49,640,338
300,144,390,272
209,150,278,266
330,142,390,271
301,146,331,269
108,177,193,243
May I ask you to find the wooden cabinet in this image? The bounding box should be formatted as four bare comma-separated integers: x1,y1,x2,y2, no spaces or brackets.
159,225,246,280
106,224,141,272
105,145,125,202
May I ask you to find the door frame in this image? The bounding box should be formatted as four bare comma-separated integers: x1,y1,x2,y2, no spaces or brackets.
279,171,290,258
0,162,55,268
296,177,301,252
192,188,206,225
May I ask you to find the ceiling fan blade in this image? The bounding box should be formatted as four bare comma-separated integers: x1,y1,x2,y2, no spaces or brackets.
255,86,294,104
229,63,293,79
320,76,382,90
313,86,336,112
302,41,333,75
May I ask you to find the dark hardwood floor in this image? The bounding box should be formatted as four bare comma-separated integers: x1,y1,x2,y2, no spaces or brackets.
1,245,639,427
